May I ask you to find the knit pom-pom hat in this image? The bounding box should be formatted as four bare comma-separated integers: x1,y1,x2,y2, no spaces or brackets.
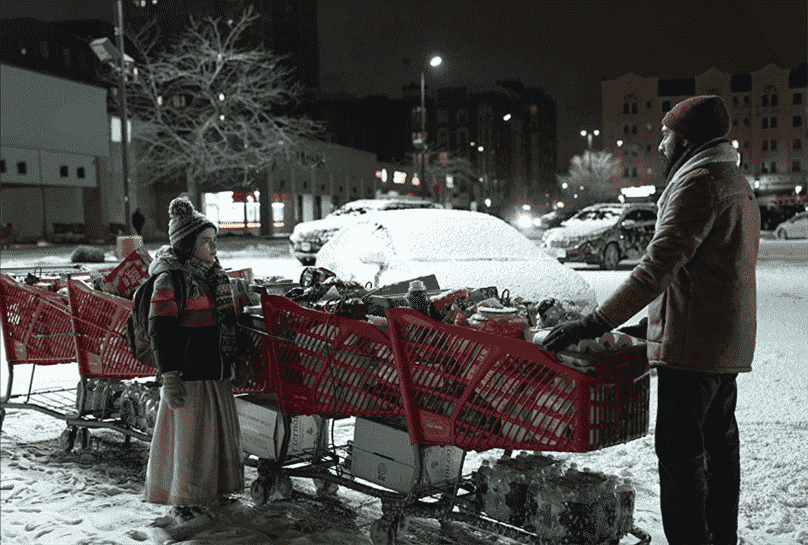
168,196,217,261
662,95,731,146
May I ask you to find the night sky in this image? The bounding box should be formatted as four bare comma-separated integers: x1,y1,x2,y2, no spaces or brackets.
2,1,806,169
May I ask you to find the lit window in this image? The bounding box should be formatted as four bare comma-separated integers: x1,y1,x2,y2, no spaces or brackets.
60,166,69,177
794,116,803,128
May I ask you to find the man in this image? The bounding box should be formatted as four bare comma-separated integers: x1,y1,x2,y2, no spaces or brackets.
132,208,145,236
543,95,759,545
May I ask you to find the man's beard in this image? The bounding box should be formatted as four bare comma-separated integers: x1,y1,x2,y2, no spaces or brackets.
662,139,690,180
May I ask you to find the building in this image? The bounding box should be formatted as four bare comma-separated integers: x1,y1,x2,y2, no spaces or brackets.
602,63,807,225
0,63,111,242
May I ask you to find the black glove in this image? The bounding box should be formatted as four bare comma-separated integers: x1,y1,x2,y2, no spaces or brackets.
618,317,648,340
541,312,612,352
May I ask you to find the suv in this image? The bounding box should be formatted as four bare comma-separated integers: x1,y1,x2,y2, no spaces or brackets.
289,198,442,264
540,203,657,269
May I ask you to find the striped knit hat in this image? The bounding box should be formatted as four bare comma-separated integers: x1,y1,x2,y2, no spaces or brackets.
168,196,217,260
662,95,730,145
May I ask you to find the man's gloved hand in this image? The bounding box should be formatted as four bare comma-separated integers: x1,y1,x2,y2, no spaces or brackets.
541,312,612,352
618,317,648,340
161,371,186,409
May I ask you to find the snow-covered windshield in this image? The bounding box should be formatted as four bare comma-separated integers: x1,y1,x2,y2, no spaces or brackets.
569,207,623,222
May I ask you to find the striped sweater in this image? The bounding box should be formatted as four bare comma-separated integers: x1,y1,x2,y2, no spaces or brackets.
147,271,228,381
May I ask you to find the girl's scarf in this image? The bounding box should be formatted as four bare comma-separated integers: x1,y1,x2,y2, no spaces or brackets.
149,246,238,367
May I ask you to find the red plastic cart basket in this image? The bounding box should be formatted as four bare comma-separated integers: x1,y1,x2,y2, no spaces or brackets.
233,312,276,395
67,279,155,379
0,274,76,365
385,307,650,453
261,294,403,419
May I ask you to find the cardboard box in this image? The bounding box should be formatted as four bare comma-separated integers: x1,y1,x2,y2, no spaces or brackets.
235,394,325,460
351,417,463,494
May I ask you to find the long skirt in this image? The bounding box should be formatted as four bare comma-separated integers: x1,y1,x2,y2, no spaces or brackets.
144,379,244,506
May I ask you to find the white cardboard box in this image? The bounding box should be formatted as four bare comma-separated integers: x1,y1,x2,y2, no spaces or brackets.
351,417,464,494
235,394,324,460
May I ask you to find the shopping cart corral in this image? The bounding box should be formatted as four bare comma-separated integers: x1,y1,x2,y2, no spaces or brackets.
248,295,653,545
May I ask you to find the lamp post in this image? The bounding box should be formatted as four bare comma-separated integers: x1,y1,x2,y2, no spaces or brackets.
419,56,442,199
90,0,131,234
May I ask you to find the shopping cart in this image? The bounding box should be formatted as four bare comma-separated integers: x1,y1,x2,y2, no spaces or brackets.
254,297,652,545
0,274,78,432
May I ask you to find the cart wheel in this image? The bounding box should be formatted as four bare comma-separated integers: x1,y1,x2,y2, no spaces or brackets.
269,474,293,501
313,477,339,496
369,515,409,545
77,427,91,449
250,478,270,505
60,427,77,452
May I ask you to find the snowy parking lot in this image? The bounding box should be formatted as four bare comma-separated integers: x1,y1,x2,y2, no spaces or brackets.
1,237,806,545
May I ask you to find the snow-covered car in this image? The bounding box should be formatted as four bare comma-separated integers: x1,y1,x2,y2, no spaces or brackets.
540,203,657,269
289,198,442,264
315,208,597,309
774,211,808,239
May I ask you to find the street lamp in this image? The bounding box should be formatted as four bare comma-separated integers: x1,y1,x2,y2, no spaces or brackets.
90,0,132,234
419,55,442,199
580,129,600,151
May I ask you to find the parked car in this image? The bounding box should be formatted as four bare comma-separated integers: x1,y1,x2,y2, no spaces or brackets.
774,211,808,239
315,208,598,309
540,203,657,269
289,197,442,264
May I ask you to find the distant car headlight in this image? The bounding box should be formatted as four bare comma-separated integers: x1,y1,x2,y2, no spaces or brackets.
517,214,533,229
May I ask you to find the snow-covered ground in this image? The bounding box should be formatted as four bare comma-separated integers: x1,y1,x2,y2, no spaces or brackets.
1,239,806,545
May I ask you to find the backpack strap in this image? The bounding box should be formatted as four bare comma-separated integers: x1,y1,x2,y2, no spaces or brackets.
163,269,187,315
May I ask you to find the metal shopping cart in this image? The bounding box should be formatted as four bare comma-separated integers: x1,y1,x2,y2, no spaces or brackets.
253,294,652,545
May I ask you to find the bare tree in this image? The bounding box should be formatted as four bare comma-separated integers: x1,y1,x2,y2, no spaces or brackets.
108,6,323,212
406,146,478,204
557,150,623,209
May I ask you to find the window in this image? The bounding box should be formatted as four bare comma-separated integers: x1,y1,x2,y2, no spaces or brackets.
632,124,637,135
794,138,802,150
646,101,652,110
60,166,69,177
77,167,85,178
646,145,652,153
761,162,768,173
624,167,630,178
743,118,751,127
771,94,778,106
762,118,769,129
744,95,750,105
623,124,629,134
761,95,769,107
437,128,448,149
733,118,738,127
762,140,768,151
771,140,777,151
771,117,777,128
17,162,26,174
623,103,629,114
770,162,777,174
662,100,671,112
733,96,739,107
631,103,638,114
794,116,803,128
744,141,749,148
0,160,5,173
794,92,803,105
794,161,802,173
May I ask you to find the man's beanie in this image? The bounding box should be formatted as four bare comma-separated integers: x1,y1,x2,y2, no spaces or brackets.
662,95,731,145
168,196,216,259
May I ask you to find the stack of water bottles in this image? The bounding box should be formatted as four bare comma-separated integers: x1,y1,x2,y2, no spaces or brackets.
474,453,635,542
